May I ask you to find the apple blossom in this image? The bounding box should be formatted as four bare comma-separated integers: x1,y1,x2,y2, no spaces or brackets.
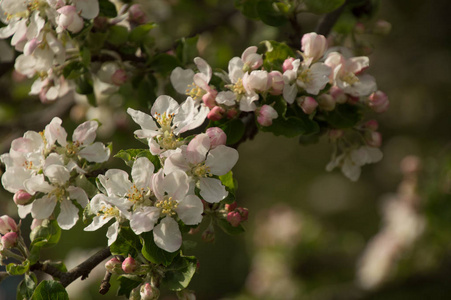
257,105,278,127
122,255,138,273
301,32,328,63
297,96,318,115
56,6,84,33
0,216,18,234
368,90,389,113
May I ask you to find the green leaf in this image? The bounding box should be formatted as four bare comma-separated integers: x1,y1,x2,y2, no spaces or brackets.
99,0,118,18
107,25,129,46
6,260,30,275
262,40,295,72
75,74,94,96
162,255,197,291
17,273,37,300
31,280,68,300
175,36,199,65
80,47,91,67
129,23,157,44
74,174,98,198
219,171,238,203
216,118,245,145
117,275,142,297
256,0,288,27
149,54,182,76
261,113,320,137
30,219,61,248
234,0,260,20
217,218,245,235
140,231,178,267
110,227,142,257
28,240,48,264
62,61,84,79
304,0,345,14
323,103,362,128
114,149,161,170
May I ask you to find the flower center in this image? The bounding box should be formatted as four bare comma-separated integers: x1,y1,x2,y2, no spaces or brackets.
297,68,311,84
342,72,360,85
192,163,212,178
154,112,174,133
185,82,206,101
127,184,145,204
231,78,246,95
98,204,121,219
156,197,178,216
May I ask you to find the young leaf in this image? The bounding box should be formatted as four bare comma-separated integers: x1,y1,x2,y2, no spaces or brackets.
140,231,178,267
30,219,61,248
99,0,118,18
216,118,245,145
6,260,30,276
261,40,295,72
129,23,157,44
304,0,345,14
162,255,198,291
31,280,69,300
175,36,199,66
117,275,142,298
323,103,362,128
110,227,142,257
256,0,288,27
17,273,37,300
217,218,245,235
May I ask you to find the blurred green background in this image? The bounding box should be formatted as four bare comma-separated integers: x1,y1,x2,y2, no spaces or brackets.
1,0,451,299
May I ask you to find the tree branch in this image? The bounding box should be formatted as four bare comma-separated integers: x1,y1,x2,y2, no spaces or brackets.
315,1,349,36
99,271,112,295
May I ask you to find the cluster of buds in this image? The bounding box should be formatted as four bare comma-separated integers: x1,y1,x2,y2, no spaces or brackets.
0,216,18,250
225,202,249,227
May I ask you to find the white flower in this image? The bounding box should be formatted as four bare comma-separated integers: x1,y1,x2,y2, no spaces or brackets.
164,133,239,203
127,95,208,155
56,6,84,33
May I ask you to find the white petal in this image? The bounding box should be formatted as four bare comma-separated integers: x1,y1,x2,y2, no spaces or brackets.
106,222,120,246
151,95,179,118
73,120,98,145
175,194,203,225
216,91,236,106
84,215,113,232
205,145,239,176
45,117,68,147
199,177,228,203
130,206,160,235
57,199,79,230
31,195,57,219
153,217,182,252
79,142,110,163
44,164,70,186
127,108,159,137
163,152,190,175
74,0,99,19
100,169,132,197
18,204,32,219
170,67,195,94
24,174,54,194
67,186,89,207
131,157,154,190
162,171,189,200
186,134,210,165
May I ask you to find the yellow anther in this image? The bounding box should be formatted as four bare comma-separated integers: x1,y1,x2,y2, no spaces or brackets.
231,78,246,95
297,68,312,84
156,197,178,216
185,82,206,101
342,72,360,85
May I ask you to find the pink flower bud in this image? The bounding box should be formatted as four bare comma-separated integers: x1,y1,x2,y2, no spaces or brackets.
301,32,328,62
57,6,84,33
268,71,284,95
111,69,127,86
364,119,379,131
207,106,225,121
206,127,226,148
329,86,347,104
202,92,217,109
140,283,159,300
257,105,278,127
30,219,43,231
297,96,318,114
122,256,138,274
227,211,242,227
368,90,389,113
242,46,263,70
225,202,237,212
365,131,382,148
128,4,148,25
0,216,18,235
237,207,249,222
374,20,392,35
283,57,296,72
226,108,238,119
328,129,344,141
13,190,32,205
1,232,18,249
317,94,336,111
105,257,123,274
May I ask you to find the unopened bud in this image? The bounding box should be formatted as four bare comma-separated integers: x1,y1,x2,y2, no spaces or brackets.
226,108,238,119
206,127,226,148
30,219,43,231
177,289,197,300
202,91,217,109
227,211,241,227
365,131,382,148
283,57,295,72
364,119,379,131
111,69,127,86
128,4,148,25
374,20,392,35
122,255,137,274
328,129,344,141
301,32,328,62
317,94,336,111
0,216,18,235
57,6,84,33
237,207,249,222
207,106,225,121
329,86,347,104
13,190,32,205
268,71,284,95
105,257,123,274
140,283,159,300
368,90,389,113
225,202,237,212
1,232,18,249
257,105,278,127
297,96,318,114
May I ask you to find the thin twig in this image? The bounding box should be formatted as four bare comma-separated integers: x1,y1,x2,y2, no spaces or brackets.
99,271,112,295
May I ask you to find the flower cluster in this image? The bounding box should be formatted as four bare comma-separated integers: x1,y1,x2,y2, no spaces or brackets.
1,117,110,229
84,95,239,252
